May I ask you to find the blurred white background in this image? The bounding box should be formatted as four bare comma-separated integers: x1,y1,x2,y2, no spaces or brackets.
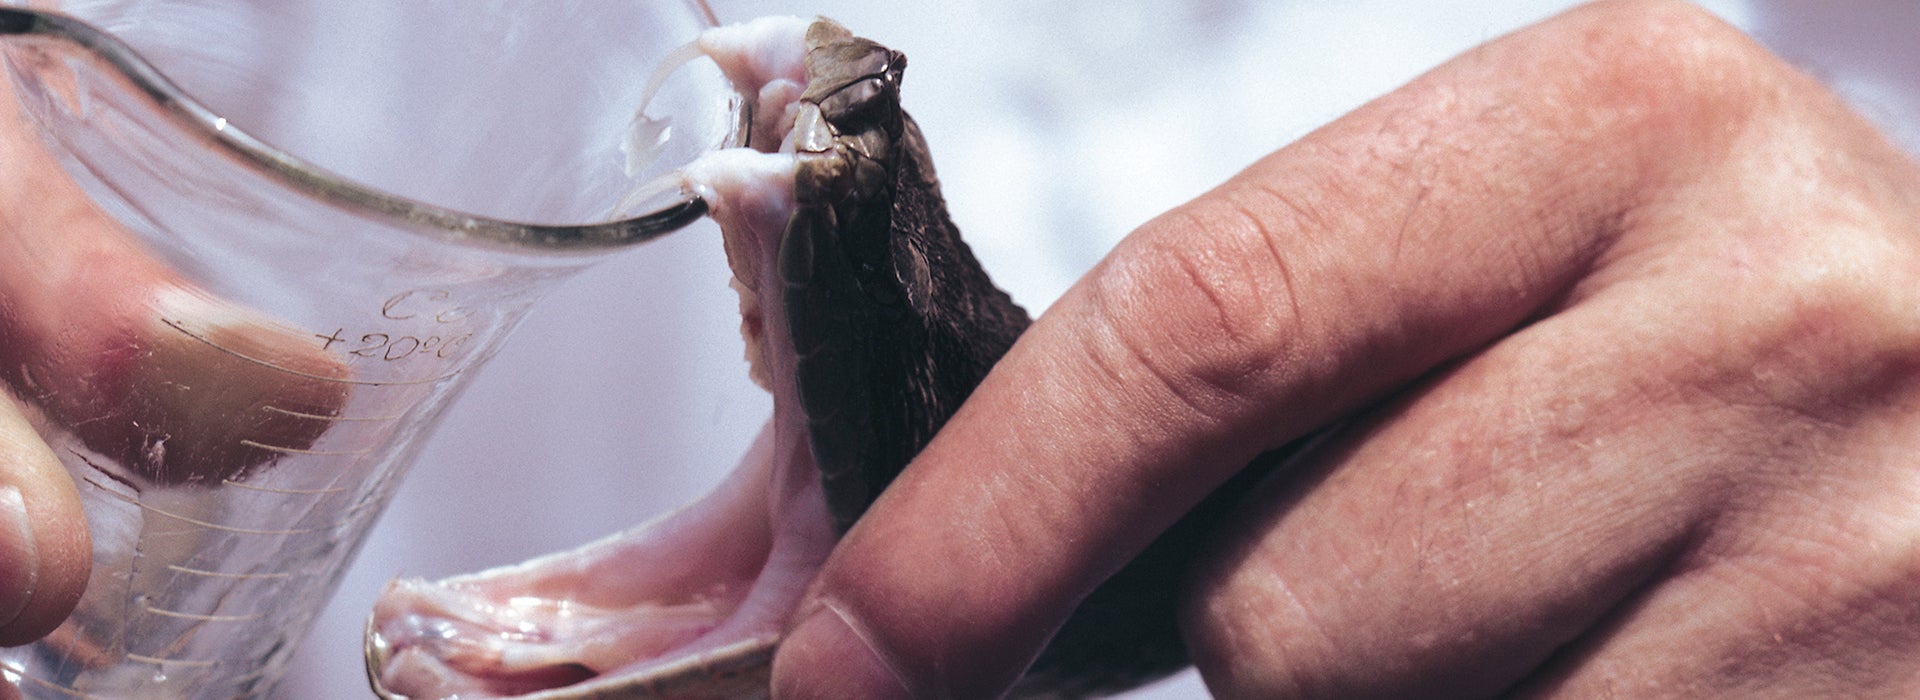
199,1,1911,697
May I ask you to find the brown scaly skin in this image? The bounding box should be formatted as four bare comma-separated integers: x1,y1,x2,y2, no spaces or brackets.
783,22,1030,534
790,20,1282,697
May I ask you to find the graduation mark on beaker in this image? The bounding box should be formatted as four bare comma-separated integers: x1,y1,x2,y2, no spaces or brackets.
164,564,295,581
216,479,350,496
81,478,355,537
234,439,371,457
140,606,262,624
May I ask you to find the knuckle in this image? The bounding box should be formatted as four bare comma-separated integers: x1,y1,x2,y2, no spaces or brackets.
1181,537,1332,699
1681,225,1920,424
1086,199,1304,426
1570,0,1768,84
1692,498,1920,685
1776,233,1920,365
1543,0,1788,161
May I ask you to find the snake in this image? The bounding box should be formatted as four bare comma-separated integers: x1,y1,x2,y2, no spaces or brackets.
367,17,1276,699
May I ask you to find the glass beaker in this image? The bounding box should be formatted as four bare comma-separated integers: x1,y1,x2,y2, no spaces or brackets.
0,3,737,697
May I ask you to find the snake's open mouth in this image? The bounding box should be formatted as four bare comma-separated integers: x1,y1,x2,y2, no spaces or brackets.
366,18,844,699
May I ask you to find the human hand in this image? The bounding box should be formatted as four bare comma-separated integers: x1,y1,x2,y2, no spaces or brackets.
0,72,348,647
771,1,1920,697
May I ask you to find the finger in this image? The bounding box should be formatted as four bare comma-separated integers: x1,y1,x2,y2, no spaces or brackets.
1185,224,1920,698
0,394,90,645
0,75,350,486
772,1,1763,696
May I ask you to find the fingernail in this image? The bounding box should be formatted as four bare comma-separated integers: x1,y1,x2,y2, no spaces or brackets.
0,486,38,629
775,601,910,700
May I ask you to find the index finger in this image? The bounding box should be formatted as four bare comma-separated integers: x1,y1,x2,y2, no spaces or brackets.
771,2,1751,697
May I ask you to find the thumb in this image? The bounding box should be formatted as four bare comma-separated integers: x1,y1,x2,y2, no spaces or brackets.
0,395,90,646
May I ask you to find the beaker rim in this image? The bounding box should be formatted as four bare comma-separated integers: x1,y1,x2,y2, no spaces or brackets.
0,7,737,255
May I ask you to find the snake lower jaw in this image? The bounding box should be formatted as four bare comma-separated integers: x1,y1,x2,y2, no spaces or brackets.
366,416,835,699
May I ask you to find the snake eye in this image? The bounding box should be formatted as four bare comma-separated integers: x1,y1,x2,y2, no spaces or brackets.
817,74,895,130
798,27,903,133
